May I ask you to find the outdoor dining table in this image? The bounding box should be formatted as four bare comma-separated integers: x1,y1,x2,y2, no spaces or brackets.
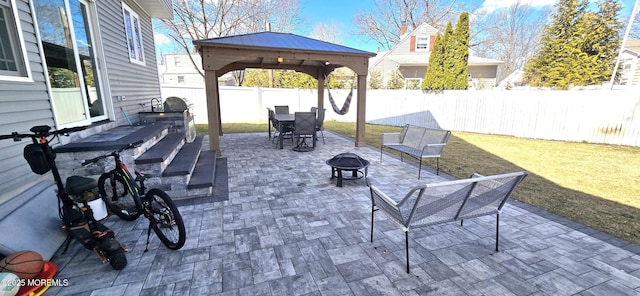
274,113,295,149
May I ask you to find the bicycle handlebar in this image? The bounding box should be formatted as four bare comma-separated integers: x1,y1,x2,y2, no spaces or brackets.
0,125,88,142
81,140,144,166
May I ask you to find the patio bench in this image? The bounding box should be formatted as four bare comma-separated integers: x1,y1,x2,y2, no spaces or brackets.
368,171,528,273
380,124,451,178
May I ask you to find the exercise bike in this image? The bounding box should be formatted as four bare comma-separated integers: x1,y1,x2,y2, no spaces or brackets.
0,125,127,270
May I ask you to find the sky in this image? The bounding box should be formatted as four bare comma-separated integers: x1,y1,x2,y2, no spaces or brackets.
295,0,639,52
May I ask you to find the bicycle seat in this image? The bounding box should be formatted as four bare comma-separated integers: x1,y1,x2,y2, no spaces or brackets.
65,176,98,195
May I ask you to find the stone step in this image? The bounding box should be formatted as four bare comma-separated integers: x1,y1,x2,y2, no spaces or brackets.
163,135,204,177
135,132,185,164
187,150,217,189
134,133,185,176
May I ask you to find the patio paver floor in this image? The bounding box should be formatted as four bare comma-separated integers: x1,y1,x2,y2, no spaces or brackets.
46,131,640,295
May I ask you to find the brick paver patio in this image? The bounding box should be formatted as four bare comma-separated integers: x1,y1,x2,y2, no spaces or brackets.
46,131,640,295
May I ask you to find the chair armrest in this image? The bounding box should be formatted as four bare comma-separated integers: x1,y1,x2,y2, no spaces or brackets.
420,143,446,156
381,132,401,145
370,185,399,207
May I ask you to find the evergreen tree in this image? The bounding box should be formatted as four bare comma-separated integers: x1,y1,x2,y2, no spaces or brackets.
422,12,471,91
441,23,457,88
386,70,405,89
523,0,622,89
582,0,622,83
453,12,470,90
368,70,383,89
422,33,445,91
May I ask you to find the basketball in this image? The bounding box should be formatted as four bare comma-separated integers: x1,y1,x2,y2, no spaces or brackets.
0,251,44,280
0,272,20,296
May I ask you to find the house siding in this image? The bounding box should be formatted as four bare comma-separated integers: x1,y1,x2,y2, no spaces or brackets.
97,0,161,126
0,0,54,206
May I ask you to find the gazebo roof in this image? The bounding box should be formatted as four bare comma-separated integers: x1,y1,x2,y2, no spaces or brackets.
194,32,374,56
193,32,376,77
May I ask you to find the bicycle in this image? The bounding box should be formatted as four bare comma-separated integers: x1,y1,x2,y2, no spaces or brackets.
82,142,186,251
0,125,128,270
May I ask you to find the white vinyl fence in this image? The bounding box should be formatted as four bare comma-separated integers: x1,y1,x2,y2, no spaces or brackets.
161,84,640,146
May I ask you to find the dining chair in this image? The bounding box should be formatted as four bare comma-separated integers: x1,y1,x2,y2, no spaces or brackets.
293,112,316,151
269,108,293,144
274,105,289,114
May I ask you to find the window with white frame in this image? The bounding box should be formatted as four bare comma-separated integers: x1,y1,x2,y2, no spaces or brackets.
177,75,184,83
0,0,29,79
122,3,144,64
416,36,430,51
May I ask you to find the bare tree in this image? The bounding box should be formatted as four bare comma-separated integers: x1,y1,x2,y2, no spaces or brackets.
471,0,548,81
353,0,465,50
626,9,640,40
311,22,343,44
155,0,303,80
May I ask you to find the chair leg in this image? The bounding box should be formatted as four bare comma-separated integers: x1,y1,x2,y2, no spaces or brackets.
370,206,375,242
418,159,422,179
320,130,325,144
436,158,440,175
495,214,500,252
405,230,410,273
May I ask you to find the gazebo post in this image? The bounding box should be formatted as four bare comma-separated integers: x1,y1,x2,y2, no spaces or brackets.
317,68,325,111
205,69,221,156
355,73,367,147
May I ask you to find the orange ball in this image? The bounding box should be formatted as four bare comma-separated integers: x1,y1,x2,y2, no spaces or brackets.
0,251,44,280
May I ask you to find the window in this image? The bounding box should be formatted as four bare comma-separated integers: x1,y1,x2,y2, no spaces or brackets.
174,56,181,66
177,75,184,84
416,37,430,51
0,0,29,80
122,3,144,64
35,0,107,125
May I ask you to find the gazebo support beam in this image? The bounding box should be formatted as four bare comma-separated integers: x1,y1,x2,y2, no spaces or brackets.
205,69,221,156
355,74,367,147
317,67,325,111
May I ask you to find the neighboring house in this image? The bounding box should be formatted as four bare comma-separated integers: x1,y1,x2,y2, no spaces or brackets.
158,52,235,86
369,23,503,89
618,39,640,86
0,0,172,258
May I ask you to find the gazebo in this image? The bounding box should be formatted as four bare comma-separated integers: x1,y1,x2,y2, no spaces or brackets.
193,32,377,155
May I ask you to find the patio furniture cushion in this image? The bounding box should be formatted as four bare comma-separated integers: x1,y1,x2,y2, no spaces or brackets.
368,171,528,273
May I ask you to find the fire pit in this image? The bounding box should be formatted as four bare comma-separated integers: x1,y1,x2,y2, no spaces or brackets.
325,153,370,187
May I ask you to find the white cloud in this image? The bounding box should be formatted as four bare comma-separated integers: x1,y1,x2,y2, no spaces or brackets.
481,0,556,13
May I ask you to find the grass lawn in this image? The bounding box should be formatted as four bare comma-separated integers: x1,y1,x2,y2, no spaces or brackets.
199,121,640,245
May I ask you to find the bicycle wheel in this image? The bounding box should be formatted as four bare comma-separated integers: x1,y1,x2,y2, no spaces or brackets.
145,189,186,250
106,247,127,270
98,172,141,221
